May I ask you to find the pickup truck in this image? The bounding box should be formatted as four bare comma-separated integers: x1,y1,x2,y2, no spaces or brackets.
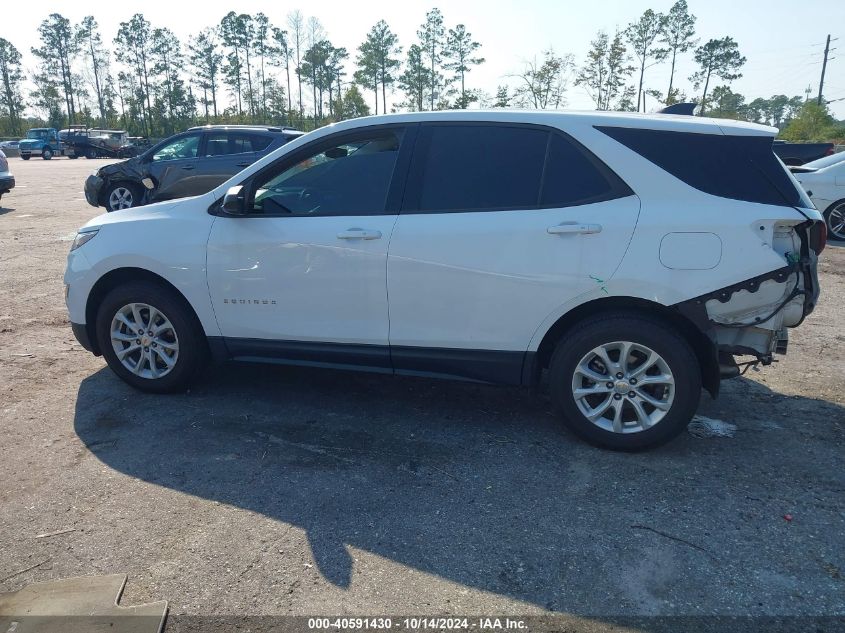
18,128,68,160
772,140,834,166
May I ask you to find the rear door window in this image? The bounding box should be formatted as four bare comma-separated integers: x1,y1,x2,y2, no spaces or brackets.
249,134,274,152
406,124,631,213
204,132,263,157
411,124,548,212
541,133,631,207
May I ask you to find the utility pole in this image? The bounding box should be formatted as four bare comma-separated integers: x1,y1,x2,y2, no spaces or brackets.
817,34,831,106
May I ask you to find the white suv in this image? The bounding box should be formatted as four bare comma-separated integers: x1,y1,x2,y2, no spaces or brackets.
64,111,825,450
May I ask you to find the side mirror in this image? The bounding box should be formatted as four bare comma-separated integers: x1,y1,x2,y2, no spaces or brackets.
222,185,246,215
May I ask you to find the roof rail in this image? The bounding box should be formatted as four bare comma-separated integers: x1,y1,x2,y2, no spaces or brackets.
186,124,301,132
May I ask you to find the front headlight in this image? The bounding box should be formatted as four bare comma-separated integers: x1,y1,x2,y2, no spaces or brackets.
70,230,99,251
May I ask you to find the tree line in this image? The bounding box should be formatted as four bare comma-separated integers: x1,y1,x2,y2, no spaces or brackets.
0,1,841,141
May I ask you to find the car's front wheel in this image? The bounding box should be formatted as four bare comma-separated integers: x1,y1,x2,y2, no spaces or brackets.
95,282,207,393
42,148,53,160
549,313,701,451
825,201,845,241
21,155,30,161
105,182,141,212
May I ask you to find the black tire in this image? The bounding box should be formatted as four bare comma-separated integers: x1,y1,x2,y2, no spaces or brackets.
42,148,53,160
824,201,845,242
21,155,30,161
68,154,79,159
104,181,142,212
548,313,702,451
95,281,207,393
86,148,98,159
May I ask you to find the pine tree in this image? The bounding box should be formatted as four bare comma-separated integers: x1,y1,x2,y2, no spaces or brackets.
32,13,80,125
444,25,484,109
0,38,26,135
417,9,445,110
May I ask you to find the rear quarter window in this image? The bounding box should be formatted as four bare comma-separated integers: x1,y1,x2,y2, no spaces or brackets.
596,126,802,207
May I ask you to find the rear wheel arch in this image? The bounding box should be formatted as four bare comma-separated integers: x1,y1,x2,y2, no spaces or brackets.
84,268,207,357
531,297,719,397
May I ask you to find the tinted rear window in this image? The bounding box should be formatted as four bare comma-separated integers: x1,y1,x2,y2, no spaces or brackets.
416,125,548,212
596,126,802,207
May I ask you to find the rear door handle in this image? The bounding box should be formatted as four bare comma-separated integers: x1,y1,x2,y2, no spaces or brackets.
547,222,602,235
181,165,195,171
337,229,382,240
236,162,252,167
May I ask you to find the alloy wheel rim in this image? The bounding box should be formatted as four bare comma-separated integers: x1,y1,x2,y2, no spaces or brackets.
109,187,133,210
110,302,179,379
571,340,675,434
829,204,845,240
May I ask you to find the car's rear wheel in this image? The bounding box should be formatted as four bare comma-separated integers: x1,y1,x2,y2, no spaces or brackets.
548,313,701,451
825,201,845,241
86,148,98,159
96,282,206,393
105,182,141,212
41,148,53,160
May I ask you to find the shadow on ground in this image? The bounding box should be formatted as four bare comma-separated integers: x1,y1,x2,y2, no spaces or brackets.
73,363,845,615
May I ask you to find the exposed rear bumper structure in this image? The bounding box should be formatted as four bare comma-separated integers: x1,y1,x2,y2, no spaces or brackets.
675,219,821,369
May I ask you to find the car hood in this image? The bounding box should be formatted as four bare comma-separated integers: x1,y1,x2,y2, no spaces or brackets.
97,156,149,179
18,139,42,148
81,194,209,231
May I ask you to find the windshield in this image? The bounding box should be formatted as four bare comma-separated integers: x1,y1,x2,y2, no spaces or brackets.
26,130,50,140
803,152,845,170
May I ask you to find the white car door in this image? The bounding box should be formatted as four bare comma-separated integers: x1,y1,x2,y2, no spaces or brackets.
206,126,410,369
386,123,640,383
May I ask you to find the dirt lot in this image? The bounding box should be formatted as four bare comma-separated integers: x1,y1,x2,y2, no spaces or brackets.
0,158,843,626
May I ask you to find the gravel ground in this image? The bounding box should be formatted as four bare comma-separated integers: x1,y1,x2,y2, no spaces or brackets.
0,158,843,625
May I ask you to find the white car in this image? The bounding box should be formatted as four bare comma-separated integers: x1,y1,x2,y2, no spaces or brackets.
791,152,845,241
64,111,825,450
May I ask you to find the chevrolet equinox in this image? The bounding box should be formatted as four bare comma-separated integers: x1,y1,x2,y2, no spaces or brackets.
64,111,825,450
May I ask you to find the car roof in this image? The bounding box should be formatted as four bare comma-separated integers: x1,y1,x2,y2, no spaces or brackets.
315,109,778,138
187,124,303,134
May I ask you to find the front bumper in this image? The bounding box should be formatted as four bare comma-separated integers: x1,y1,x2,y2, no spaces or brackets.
84,174,104,207
0,173,14,192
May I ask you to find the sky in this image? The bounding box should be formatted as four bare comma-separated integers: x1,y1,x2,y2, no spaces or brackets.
3,0,844,119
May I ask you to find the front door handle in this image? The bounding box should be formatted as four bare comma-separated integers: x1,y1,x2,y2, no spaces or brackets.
337,229,382,240
547,222,602,235
181,165,195,171
236,162,252,167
